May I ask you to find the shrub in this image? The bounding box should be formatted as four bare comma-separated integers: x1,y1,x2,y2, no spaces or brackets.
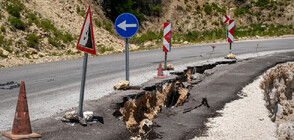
6,5,21,17
1,26,5,32
130,31,162,44
99,46,114,53
4,46,13,53
25,33,39,48
0,12,3,20
76,6,86,17
203,3,212,15
62,33,74,43
48,37,60,47
94,18,102,27
103,20,113,33
38,19,56,32
26,13,39,24
25,53,30,58
8,16,25,30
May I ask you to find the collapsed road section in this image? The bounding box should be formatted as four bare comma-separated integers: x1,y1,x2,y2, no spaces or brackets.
112,59,236,138
23,51,294,140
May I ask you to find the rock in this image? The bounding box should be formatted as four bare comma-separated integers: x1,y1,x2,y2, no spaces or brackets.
38,52,45,57
278,122,294,139
143,41,154,47
83,111,93,122
183,41,189,44
64,111,79,121
32,54,38,59
114,81,130,90
27,48,37,54
166,64,174,70
225,53,236,59
2,50,9,57
259,118,264,121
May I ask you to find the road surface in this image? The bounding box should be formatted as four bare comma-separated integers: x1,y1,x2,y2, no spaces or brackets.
0,37,293,131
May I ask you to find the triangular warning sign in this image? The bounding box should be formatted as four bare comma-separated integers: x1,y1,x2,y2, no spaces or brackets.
77,6,96,55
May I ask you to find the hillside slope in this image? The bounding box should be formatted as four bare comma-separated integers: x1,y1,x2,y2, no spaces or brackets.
0,0,293,68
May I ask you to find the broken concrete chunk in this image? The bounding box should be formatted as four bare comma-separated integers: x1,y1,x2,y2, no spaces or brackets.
225,53,236,59
63,111,78,121
114,81,130,90
166,64,174,70
83,111,94,122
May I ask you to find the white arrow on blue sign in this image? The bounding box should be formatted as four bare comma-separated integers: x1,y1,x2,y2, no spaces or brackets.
115,13,139,38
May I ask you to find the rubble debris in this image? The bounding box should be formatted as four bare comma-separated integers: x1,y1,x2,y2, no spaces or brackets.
62,111,79,122
260,62,294,139
83,111,94,122
166,64,174,70
114,81,130,90
225,53,236,59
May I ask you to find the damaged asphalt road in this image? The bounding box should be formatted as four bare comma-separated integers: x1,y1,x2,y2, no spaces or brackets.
3,51,294,140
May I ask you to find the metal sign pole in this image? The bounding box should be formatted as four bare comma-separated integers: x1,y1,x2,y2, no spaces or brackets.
230,43,232,54
78,52,88,118
125,38,129,81
164,52,167,69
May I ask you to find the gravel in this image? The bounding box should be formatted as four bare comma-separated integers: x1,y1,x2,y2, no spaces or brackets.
193,77,277,140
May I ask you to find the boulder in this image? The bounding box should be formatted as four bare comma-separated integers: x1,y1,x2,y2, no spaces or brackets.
114,81,130,90
2,50,9,57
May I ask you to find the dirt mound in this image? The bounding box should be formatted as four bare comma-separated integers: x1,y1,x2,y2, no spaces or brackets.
260,62,294,139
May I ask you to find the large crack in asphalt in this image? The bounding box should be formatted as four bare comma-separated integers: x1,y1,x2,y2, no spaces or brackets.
112,59,237,138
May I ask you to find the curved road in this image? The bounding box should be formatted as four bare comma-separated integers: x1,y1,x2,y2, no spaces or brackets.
0,37,293,131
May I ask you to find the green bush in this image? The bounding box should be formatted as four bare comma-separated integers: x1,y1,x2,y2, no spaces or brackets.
94,18,102,27
8,16,25,30
76,6,86,17
99,46,114,53
103,20,113,33
0,12,3,20
203,3,212,15
62,33,74,43
130,31,162,44
4,46,13,53
38,19,56,32
6,5,21,17
102,0,160,22
48,37,60,47
26,12,39,24
0,35,4,44
25,53,30,58
1,26,5,32
25,33,39,48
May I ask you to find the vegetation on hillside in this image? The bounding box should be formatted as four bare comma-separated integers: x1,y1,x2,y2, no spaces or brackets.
102,0,162,22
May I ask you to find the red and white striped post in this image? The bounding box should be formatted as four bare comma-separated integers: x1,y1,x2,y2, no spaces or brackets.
223,15,230,39
163,21,172,69
228,20,234,53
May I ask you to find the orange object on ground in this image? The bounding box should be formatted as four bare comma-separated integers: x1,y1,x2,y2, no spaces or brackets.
2,81,42,140
154,62,166,79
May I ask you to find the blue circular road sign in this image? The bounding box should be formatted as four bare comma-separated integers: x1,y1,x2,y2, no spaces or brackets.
115,13,139,38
